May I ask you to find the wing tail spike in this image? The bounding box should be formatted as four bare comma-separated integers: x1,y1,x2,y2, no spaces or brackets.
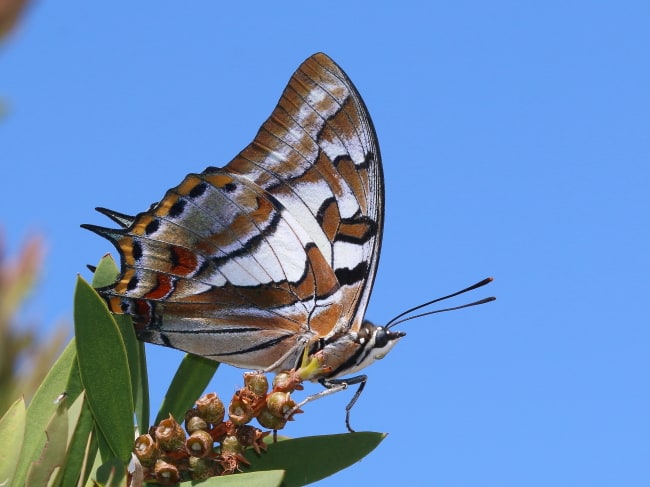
95,207,136,228
80,223,124,244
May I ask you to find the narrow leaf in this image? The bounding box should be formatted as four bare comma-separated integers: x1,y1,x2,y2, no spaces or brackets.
243,432,386,486
135,340,149,431
113,313,142,416
91,255,150,432
74,276,134,462
0,397,26,487
95,457,127,487
183,470,285,486
57,394,98,487
90,254,120,288
25,396,71,487
13,340,79,487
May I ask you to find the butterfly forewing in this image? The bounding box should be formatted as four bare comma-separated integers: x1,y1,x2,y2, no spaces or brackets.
84,53,383,372
226,53,384,336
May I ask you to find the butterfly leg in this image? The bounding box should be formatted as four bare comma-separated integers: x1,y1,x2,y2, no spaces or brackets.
285,381,348,420
284,375,367,432
282,373,369,431
320,375,367,432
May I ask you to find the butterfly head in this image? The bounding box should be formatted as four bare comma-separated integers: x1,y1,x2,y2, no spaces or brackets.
307,320,405,381
314,278,495,380
349,320,406,372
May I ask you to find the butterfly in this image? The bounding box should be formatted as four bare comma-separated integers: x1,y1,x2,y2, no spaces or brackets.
83,53,494,430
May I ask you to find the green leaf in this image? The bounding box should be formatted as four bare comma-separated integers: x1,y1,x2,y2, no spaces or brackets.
0,397,26,486
92,255,149,431
179,470,285,486
155,354,219,424
91,254,120,288
58,393,99,487
92,254,150,431
114,312,143,417
135,340,150,432
243,432,386,486
74,276,134,462
95,423,118,463
13,340,79,487
96,457,127,487
25,394,72,487
84,434,104,487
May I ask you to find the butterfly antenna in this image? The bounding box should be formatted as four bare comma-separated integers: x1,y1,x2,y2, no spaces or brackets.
385,277,495,329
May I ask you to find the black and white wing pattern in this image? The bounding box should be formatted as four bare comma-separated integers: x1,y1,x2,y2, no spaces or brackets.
83,53,384,373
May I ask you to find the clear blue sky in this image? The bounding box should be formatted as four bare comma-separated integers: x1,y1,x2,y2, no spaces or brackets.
3,1,649,485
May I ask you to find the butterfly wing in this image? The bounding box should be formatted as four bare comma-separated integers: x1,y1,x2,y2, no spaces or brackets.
83,53,383,371
227,53,384,337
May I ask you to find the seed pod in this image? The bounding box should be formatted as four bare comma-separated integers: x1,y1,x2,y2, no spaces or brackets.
186,414,209,434
220,434,243,455
186,429,214,458
218,453,241,476
256,406,287,430
235,424,257,448
155,415,186,452
153,459,180,485
196,392,225,424
228,392,254,425
184,407,206,434
265,391,296,418
244,371,269,396
189,455,221,480
133,434,159,467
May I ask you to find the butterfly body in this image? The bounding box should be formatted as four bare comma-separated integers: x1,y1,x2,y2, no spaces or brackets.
84,53,405,385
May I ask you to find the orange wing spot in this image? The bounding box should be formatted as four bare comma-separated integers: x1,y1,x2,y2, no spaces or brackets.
309,300,343,337
336,157,368,215
314,151,344,193
338,220,373,242
224,157,248,175
305,245,338,299
145,274,173,300
239,285,299,309
249,195,275,226
204,173,235,189
196,232,238,254
108,296,123,314
176,174,202,195
115,268,137,294
291,261,316,300
319,199,340,242
131,214,154,236
170,245,198,276
118,237,136,266
155,193,181,217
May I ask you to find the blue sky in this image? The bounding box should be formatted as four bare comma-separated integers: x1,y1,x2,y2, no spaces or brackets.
2,1,649,485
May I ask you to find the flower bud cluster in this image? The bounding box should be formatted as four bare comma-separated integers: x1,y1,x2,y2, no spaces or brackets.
133,370,305,484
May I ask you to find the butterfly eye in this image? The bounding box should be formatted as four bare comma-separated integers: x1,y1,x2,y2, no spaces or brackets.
373,327,389,348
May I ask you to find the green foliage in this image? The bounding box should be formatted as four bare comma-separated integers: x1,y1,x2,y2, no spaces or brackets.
0,234,69,416
243,433,386,487
74,275,134,462
0,398,26,486
0,255,386,486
